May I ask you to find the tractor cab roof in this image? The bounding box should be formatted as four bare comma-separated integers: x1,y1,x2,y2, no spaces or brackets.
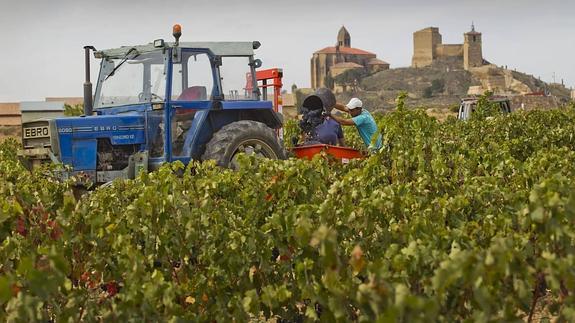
94,42,258,59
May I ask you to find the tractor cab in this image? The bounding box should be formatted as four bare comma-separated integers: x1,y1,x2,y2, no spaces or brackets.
20,25,284,184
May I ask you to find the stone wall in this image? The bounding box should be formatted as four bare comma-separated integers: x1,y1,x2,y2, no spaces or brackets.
412,27,442,68
436,44,463,58
467,65,531,95
511,95,562,111
0,103,21,126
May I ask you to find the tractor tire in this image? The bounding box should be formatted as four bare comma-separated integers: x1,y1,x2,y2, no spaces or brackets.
202,120,285,168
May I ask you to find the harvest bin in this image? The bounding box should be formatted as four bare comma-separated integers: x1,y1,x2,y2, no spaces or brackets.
291,144,364,163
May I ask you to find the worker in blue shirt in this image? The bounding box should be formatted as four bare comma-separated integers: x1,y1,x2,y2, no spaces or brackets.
329,98,382,150
314,116,345,146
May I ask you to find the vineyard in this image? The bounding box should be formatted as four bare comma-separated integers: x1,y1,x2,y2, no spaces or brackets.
2,100,575,321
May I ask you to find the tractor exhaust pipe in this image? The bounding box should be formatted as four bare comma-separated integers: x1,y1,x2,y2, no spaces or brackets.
83,46,96,116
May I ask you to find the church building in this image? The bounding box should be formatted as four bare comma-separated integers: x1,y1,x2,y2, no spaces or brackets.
310,27,390,89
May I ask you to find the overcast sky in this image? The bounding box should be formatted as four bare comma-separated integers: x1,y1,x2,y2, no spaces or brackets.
0,0,573,102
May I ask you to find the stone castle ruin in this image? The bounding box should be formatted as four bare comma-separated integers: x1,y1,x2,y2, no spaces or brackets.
410,24,547,96
310,26,390,89
412,24,483,70
304,25,571,110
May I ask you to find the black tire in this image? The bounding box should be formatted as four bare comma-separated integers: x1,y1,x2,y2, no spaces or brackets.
201,120,285,168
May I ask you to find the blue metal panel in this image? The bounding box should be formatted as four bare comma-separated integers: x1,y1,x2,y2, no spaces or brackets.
171,101,212,110
58,131,73,166
183,110,210,157
96,103,150,115
221,101,272,110
72,139,97,170
54,113,147,171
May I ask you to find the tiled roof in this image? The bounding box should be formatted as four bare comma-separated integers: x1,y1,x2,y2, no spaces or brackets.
314,46,375,56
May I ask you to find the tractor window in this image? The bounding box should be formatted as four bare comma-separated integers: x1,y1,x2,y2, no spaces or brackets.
96,51,166,108
98,59,143,107
172,53,213,101
219,56,255,100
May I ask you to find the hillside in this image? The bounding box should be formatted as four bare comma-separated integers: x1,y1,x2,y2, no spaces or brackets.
334,57,572,112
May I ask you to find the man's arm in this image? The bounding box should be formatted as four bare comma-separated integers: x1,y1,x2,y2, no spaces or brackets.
338,137,346,146
330,113,355,126
332,103,350,113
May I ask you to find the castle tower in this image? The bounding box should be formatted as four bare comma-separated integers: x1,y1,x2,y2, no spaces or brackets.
464,23,483,70
337,26,351,47
411,27,442,68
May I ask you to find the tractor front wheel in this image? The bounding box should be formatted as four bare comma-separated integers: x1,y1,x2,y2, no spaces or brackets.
202,120,285,168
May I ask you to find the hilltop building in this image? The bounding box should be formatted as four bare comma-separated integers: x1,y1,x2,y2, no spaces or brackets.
412,24,484,70
310,26,389,89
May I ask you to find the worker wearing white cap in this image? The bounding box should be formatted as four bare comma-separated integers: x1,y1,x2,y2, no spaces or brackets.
330,98,382,150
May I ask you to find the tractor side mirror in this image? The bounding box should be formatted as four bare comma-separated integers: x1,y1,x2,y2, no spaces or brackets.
252,59,262,69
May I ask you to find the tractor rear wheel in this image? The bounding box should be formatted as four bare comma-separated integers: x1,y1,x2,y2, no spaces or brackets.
202,120,285,168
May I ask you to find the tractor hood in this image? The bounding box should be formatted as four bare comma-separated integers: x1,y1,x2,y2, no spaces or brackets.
54,114,146,146
53,114,146,171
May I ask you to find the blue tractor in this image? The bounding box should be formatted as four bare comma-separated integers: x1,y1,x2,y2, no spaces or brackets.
20,25,285,184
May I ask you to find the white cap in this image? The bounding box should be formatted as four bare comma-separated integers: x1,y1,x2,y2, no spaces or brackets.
346,98,363,110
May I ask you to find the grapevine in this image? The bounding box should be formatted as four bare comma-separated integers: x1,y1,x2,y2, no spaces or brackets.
2,106,575,321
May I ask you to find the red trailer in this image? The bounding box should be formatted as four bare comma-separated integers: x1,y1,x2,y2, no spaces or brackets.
291,144,364,163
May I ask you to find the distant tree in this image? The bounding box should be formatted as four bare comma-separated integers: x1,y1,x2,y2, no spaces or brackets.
430,79,445,93
64,104,84,116
422,79,446,98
